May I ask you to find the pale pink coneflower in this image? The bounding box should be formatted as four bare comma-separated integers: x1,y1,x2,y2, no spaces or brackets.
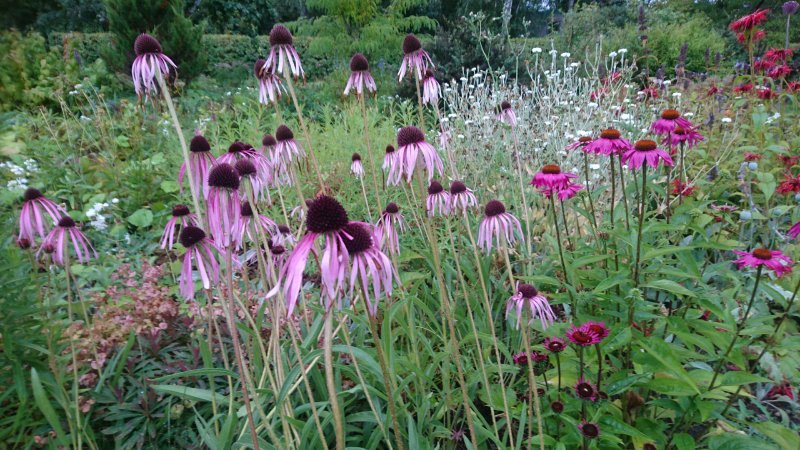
448,180,477,213
39,215,97,265
733,248,794,277
544,182,585,201
265,24,304,79
131,33,176,99
217,141,272,186
290,199,313,223
425,180,450,217
382,145,396,171
375,202,405,255
505,283,557,330
233,201,278,251
269,244,288,273
178,226,220,300
788,222,800,239
235,158,272,204
438,126,452,150
622,140,674,170
160,204,199,250
495,101,518,127
206,163,241,248
344,53,377,97
531,164,578,192
650,109,694,135
179,135,216,198
584,129,632,156
398,34,434,81
18,188,66,244
273,125,306,171
662,126,704,150
388,126,444,185
343,222,399,317
421,69,440,105
351,153,364,178
254,59,285,105
272,224,297,249
477,200,523,253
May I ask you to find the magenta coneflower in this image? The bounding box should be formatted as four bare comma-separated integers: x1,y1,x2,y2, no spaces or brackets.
254,59,284,105
565,324,601,346
532,164,577,192
650,109,694,135
233,201,277,251
398,34,434,81
477,200,523,253
343,222,398,317
207,163,241,248
351,153,364,178
281,196,361,315
178,226,220,300
495,101,518,127
375,202,405,255
789,222,800,239
575,377,598,401
273,125,305,171
662,126,704,149
18,188,66,244
584,129,632,156
578,421,600,440
544,337,567,353
344,53,377,97
382,145,396,171
622,140,674,170
565,136,593,151
505,283,556,330
733,248,794,277
39,216,96,265
265,24,304,79
160,204,199,250
179,135,216,198
426,180,450,217
131,33,176,99
544,182,584,201
580,321,609,342
421,69,440,105
388,126,444,185
448,180,478,213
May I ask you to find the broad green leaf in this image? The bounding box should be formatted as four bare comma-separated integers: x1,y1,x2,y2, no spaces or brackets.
128,208,153,228
153,368,236,382
638,339,700,394
644,377,698,396
718,371,769,387
644,279,696,298
752,421,800,450
30,369,67,445
160,180,179,193
151,384,228,403
673,433,695,450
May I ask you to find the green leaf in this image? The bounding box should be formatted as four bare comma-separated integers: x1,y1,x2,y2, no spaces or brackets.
128,208,153,228
160,180,179,193
642,245,695,261
752,421,800,450
644,280,696,298
718,371,769,387
598,416,651,440
152,368,236,382
644,377,698,396
151,384,228,403
673,433,695,450
30,369,67,445
638,339,700,394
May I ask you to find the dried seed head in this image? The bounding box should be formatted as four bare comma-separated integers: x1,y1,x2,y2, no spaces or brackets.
305,195,349,233
134,34,162,56
484,200,506,217
397,126,425,147
269,24,293,47
190,135,211,153
276,125,294,142
208,163,240,190
179,226,206,248
402,34,422,55
350,53,369,72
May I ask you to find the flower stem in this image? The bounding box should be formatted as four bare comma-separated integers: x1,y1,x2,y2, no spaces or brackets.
549,193,575,317
359,94,383,208
582,152,599,233
282,72,325,192
633,164,648,287
323,309,346,450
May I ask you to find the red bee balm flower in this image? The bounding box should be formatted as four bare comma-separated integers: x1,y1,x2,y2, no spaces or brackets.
732,248,793,277
730,9,770,33
777,173,800,193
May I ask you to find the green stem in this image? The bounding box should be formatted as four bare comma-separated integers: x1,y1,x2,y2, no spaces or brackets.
633,164,648,287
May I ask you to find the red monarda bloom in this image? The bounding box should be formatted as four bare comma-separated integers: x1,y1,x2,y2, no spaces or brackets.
161,204,199,250
398,34,434,81
584,129,632,156
265,24,303,78
764,48,794,62
131,34,176,99
730,9,770,33
767,64,792,79
777,173,800,193
375,202,406,255
254,59,284,104
757,87,776,99
622,140,674,170
732,248,793,277
18,188,66,244
744,152,763,162
734,82,754,93
565,324,601,346
505,283,557,330
421,69,440,105
531,164,577,192
766,382,795,400
178,226,220,300
495,101,517,127
425,180,450,217
344,53,377,97
650,109,693,135
671,179,695,197
179,135,216,198
477,200,523,253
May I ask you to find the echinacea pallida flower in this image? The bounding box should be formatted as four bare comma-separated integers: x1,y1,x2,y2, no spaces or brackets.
273,125,306,172
388,126,444,185
531,164,577,192
426,180,450,217
254,59,285,105
161,204,199,250
398,34,434,81
234,201,278,252
344,53,377,97
39,215,96,265
265,24,304,79
477,200,523,253
18,188,66,244
343,222,398,317
584,129,632,156
382,145,396,171
505,283,556,330
448,181,478,213
350,153,364,178
206,163,241,248
421,69,440,105
179,135,216,198
732,248,793,277
218,142,272,198
622,140,674,170
650,109,694,135
495,101,517,127
375,202,405,255
131,34,176,99
178,226,220,300
235,158,271,204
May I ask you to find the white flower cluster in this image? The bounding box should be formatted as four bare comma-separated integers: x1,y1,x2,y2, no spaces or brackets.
86,198,118,231
0,159,39,190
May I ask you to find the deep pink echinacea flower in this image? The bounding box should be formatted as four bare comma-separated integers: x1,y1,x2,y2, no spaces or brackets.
344,53,377,97
18,187,66,244
398,34,434,81
580,321,610,342
161,204,199,250
179,135,216,198
38,215,96,265
265,24,304,79
565,136,593,151
254,59,285,105
505,283,557,330
206,163,241,248
544,337,567,353
532,164,578,192
622,140,674,170
375,202,405,255
733,248,793,277
544,182,584,201
233,201,278,252
495,101,518,127
575,377,599,401
565,324,601,346
426,180,450,217
351,153,364,178
788,222,800,240
650,109,694,135
131,34,176,99
662,126,704,150
342,222,399,317
421,69,440,105
387,126,444,185
477,200,523,253
178,226,220,300
448,180,478,213
584,129,632,156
